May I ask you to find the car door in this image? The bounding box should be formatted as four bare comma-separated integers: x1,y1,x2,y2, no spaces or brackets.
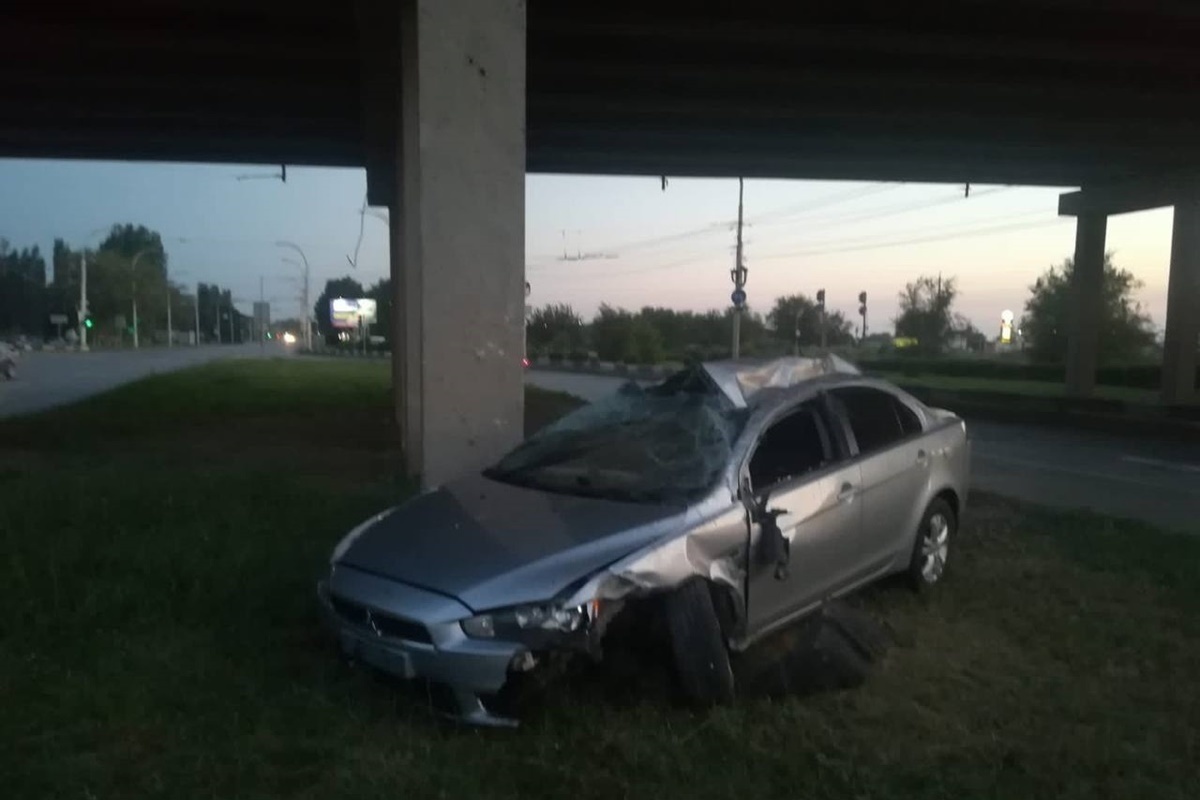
828,386,930,573
744,396,863,635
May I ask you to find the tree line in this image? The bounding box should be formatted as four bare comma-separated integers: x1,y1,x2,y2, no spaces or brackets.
0,224,249,345
302,251,1159,365
523,255,1155,365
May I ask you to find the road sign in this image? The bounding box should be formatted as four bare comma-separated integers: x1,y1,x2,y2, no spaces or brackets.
731,288,747,307
49,313,68,325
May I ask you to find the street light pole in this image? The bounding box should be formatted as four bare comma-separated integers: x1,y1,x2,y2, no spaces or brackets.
276,241,311,350
129,248,154,349
194,282,201,346
259,275,266,353
79,251,89,352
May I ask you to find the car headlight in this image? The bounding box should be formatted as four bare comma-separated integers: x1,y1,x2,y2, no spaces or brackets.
330,509,395,566
461,599,601,644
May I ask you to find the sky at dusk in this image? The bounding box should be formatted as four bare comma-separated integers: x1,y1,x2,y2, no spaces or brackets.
0,159,1177,336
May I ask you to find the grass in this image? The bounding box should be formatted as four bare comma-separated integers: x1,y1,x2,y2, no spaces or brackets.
877,372,1158,403
2,359,1198,799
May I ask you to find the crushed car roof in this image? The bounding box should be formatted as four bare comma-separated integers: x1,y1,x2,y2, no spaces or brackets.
700,355,860,408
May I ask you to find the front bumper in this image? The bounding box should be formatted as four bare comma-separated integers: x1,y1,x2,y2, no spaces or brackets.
317,568,526,726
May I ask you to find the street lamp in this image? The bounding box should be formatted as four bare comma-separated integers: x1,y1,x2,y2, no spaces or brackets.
75,227,110,352
172,269,201,347
276,241,311,350
128,247,155,349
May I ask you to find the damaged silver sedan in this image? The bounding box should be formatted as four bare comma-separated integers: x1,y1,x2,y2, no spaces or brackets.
317,357,970,724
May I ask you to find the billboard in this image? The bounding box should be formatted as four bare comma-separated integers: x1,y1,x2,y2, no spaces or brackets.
330,297,377,329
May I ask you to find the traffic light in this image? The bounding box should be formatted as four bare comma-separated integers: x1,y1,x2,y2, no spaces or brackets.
83,317,94,329
816,288,826,307
858,291,867,317
858,291,867,304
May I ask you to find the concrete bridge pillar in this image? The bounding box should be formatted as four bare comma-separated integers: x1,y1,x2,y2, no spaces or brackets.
1065,212,1108,397
1162,198,1200,404
387,0,526,488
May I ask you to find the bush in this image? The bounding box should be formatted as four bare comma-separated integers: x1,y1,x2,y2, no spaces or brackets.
569,350,588,365
548,352,564,364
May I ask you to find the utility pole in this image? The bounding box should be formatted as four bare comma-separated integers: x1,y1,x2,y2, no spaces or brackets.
78,251,89,352
193,282,201,346
793,308,802,357
259,275,265,353
129,248,153,350
817,288,827,349
858,291,869,341
167,288,172,348
730,177,747,359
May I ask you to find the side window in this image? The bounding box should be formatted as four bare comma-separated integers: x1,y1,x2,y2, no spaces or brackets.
748,402,832,490
832,387,921,455
894,399,923,437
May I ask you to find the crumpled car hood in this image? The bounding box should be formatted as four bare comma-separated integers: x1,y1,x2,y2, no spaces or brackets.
337,473,687,612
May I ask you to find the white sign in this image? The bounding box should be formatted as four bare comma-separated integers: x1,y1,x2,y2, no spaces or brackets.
330,297,377,329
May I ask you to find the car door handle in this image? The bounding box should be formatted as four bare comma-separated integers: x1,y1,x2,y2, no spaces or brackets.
916,449,929,465
837,482,856,503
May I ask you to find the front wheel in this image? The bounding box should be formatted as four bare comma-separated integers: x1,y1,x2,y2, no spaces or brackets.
907,498,956,591
663,580,735,705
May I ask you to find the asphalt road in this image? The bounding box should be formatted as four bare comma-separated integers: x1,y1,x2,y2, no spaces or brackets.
526,370,1200,534
0,343,287,419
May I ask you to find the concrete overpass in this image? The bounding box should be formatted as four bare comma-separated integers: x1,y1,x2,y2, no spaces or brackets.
3,1,1199,485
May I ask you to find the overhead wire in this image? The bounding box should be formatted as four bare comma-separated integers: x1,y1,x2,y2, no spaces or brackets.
755,216,1071,261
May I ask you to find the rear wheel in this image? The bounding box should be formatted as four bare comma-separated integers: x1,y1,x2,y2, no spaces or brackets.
907,498,955,590
663,580,735,705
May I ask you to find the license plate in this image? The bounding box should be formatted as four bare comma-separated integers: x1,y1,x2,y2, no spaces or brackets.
340,631,415,678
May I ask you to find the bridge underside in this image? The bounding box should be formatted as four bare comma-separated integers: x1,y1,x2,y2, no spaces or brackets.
2,0,1198,483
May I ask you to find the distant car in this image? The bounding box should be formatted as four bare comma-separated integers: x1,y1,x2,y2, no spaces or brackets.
318,357,970,725
0,342,18,380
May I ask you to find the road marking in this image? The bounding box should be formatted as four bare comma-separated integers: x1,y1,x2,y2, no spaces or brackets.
1121,455,1200,474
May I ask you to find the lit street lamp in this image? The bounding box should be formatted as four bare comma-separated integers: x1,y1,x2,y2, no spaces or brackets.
276,241,311,350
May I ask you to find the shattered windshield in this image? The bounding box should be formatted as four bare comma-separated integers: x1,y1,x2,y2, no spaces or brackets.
486,375,746,504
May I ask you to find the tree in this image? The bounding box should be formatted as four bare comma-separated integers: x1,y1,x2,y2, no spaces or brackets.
314,276,366,342
196,283,245,343
527,303,585,354
96,224,170,343
0,239,48,336
1021,253,1155,363
591,304,635,363
766,294,854,349
894,275,958,354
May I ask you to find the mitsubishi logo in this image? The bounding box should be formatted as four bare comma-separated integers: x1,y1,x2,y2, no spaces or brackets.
364,609,383,637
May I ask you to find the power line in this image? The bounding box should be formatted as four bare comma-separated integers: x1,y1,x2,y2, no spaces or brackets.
755,216,1071,261
758,186,1014,236
756,208,1051,254
747,182,902,225
533,214,1069,284
530,182,907,264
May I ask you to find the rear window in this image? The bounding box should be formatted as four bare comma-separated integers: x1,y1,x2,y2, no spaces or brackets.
832,387,922,455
